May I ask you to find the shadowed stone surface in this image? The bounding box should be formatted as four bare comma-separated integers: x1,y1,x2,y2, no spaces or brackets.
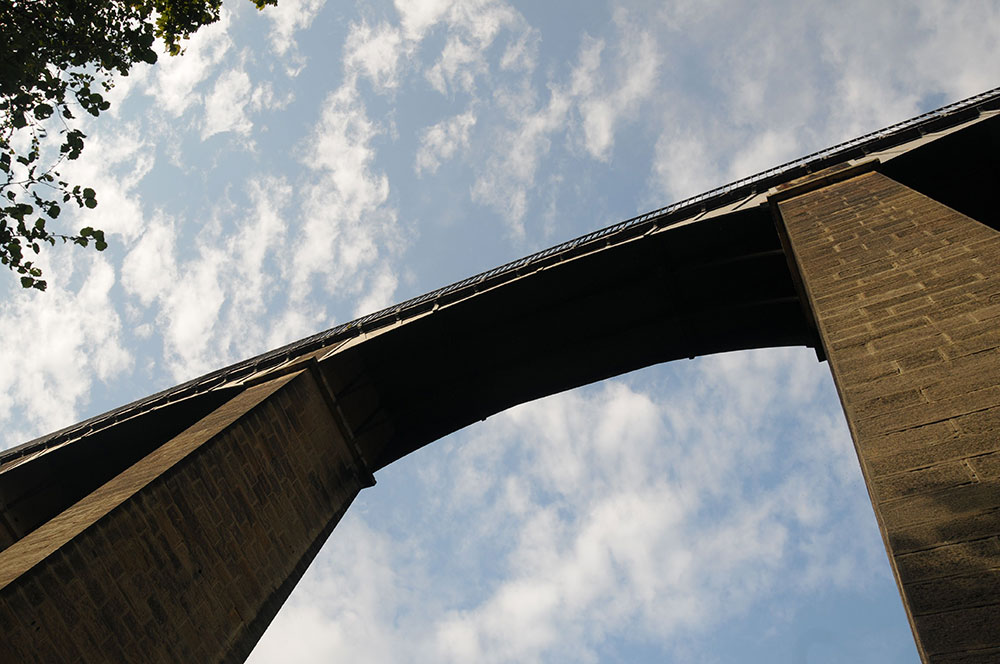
777,171,1000,663
0,369,373,663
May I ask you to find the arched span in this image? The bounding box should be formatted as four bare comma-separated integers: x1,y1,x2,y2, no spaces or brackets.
319,203,816,471
3,89,997,544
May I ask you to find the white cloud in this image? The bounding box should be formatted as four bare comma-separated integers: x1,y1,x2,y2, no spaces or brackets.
499,30,537,72
55,122,154,241
121,214,179,306
201,72,289,140
303,84,388,214
409,0,524,95
264,308,330,351
352,267,399,318
202,68,254,138
119,175,310,381
0,256,131,447
123,222,227,379
344,21,407,90
415,110,476,175
395,0,455,41
118,179,282,378
471,89,571,236
104,61,154,117
724,127,801,185
573,19,660,161
247,516,430,664
471,17,659,231
426,36,483,95
909,1,1000,96
344,1,530,96
433,355,880,661
815,1,1000,137
112,6,408,382
148,9,234,116
266,0,327,58
292,83,400,303
645,0,1000,209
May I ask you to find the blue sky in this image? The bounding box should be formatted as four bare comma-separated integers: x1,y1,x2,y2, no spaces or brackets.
3,0,999,661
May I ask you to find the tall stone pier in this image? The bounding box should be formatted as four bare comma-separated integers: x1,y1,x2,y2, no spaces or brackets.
1,90,998,662
775,168,1000,663
0,368,374,662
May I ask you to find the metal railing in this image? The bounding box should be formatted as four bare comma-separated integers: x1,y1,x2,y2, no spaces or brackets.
5,85,999,463
256,85,1000,368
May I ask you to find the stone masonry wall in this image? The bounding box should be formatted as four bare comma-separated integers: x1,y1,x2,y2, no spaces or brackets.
0,368,372,663
777,171,1000,663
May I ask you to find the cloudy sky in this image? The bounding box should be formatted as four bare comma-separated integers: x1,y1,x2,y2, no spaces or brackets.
4,0,1000,661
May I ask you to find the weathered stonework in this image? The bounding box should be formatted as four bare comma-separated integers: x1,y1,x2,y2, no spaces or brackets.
0,368,373,663
777,171,1000,663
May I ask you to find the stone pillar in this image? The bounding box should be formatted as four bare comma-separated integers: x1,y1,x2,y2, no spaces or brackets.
0,366,373,663
775,170,1000,663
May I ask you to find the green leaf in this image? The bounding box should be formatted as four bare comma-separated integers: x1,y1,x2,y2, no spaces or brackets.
34,103,54,120
83,187,96,199
84,197,97,209
20,276,34,288
10,204,33,220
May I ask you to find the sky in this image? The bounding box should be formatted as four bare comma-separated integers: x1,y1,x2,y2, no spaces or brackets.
2,0,999,661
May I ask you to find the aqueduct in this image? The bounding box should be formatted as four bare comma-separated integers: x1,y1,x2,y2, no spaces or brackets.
2,89,999,663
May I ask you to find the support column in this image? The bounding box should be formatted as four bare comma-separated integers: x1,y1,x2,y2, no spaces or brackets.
776,170,1000,663
0,367,373,663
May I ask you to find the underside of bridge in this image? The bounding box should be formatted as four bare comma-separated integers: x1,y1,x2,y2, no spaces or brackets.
325,201,816,471
0,91,998,663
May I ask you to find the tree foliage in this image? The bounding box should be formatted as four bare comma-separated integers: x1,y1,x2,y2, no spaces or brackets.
0,0,275,290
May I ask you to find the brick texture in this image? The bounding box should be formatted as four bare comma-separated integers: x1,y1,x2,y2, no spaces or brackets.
0,368,372,663
778,171,1000,663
